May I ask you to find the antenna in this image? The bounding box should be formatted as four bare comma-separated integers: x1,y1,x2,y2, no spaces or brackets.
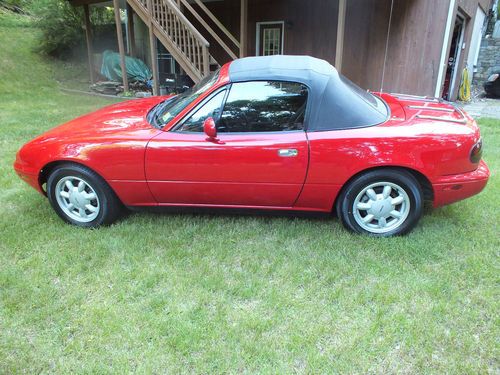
380,0,395,93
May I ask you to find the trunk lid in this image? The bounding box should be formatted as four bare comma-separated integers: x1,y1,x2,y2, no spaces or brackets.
382,93,473,126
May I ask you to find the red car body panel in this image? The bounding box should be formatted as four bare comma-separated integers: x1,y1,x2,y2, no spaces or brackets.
146,131,308,206
14,59,489,213
14,97,167,205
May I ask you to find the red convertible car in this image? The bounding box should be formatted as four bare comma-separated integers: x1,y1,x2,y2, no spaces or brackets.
14,56,489,236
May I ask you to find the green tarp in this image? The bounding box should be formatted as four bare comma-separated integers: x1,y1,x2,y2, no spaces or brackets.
100,50,152,82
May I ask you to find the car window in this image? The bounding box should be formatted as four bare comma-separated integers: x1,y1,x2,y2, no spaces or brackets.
218,81,308,133
149,69,220,128
176,90,226,132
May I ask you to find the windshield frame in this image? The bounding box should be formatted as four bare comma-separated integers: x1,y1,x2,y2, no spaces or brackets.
147,69,220,129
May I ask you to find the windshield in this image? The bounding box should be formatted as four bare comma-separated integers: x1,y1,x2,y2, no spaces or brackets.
149,70,220,128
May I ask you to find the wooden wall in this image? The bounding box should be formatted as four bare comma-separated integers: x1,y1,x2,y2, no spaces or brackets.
342,0,391,92
247,0,339,61
196,0,339,67
343,0,451,95
200,0,452,96
343,0,492,98
190,0,491,98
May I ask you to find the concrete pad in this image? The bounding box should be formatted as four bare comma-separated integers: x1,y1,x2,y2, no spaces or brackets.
460,98,500,120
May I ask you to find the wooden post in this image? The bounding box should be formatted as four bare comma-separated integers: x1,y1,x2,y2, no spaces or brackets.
240,0,247,58
83,4,95,84
126,3,136,57
202,45,210,76
147,0,160,95
113,0,129,91
335,0,346,73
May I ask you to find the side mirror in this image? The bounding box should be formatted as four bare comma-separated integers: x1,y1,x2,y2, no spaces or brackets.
203,117,217,139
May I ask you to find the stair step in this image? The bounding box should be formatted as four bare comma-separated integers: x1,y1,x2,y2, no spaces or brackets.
129,0,219,82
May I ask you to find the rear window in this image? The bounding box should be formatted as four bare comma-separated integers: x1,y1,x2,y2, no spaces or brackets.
311,74,389,131
340,75,388,116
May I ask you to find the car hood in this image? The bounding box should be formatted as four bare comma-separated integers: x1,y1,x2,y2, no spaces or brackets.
31,96,169,143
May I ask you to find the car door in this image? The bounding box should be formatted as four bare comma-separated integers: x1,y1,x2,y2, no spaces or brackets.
145,80,309,207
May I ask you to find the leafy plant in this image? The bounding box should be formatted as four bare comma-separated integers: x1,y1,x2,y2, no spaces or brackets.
0,0,29,10
28,0,114,58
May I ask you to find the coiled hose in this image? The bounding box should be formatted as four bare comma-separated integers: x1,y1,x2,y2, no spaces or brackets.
459,67,471,102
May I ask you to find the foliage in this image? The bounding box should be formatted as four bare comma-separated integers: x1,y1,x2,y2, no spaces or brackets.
1,15,499,374
0,0,29,10
0,7,32,26
120,90,135,97
28,0,83,57
28,0,114,58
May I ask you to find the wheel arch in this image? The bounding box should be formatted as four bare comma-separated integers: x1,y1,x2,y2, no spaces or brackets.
332,166,434,213
39,160,117,198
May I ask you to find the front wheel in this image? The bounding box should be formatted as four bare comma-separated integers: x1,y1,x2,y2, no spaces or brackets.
336,169,423,236
47,164,123,227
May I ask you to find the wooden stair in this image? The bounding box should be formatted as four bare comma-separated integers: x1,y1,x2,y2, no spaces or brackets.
127,0,217,83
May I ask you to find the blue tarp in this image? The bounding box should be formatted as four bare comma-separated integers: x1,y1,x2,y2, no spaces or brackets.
100,50,152,82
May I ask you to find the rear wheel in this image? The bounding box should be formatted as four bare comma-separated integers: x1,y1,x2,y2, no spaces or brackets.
337,169,423,236
47,164,122,227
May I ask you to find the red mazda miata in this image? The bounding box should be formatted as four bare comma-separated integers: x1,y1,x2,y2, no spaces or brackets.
14,56,489,236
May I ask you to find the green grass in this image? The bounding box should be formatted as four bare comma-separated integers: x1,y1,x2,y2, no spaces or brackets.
1,13,499,374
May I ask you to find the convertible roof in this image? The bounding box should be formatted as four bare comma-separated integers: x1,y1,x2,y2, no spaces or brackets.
227,56,388,131
228,55,335,85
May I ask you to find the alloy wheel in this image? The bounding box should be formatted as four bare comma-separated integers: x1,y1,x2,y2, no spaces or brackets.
54,176,100,223
352,181,411,234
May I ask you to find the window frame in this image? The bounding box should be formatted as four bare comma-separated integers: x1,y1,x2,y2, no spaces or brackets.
170,80,310,135
149,69,221,129
256,21,285,56
171,86,229,133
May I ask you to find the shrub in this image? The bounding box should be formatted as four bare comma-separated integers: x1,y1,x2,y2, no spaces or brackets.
0,0,30,13
28,0,82,57
28,0,114,58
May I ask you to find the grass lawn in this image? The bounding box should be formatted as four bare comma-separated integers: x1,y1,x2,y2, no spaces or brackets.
1,11,499,374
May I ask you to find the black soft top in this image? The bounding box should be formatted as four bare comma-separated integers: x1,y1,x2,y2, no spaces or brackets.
228,55,388,131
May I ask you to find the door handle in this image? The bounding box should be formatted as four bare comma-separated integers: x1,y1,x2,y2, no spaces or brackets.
278,149,298,157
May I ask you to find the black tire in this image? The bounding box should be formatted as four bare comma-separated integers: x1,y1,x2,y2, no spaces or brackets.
336,169,423,237
47,163,123,227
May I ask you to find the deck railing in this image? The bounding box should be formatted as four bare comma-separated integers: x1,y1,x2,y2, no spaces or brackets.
129,0,210,82
128,0,245,82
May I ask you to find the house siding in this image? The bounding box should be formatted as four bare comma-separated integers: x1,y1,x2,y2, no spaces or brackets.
342,0,451,96
127,0,493,99
199,0,479,98
194,0,339,65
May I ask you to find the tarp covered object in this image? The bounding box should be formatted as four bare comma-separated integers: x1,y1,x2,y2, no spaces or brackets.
100,50,152,82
